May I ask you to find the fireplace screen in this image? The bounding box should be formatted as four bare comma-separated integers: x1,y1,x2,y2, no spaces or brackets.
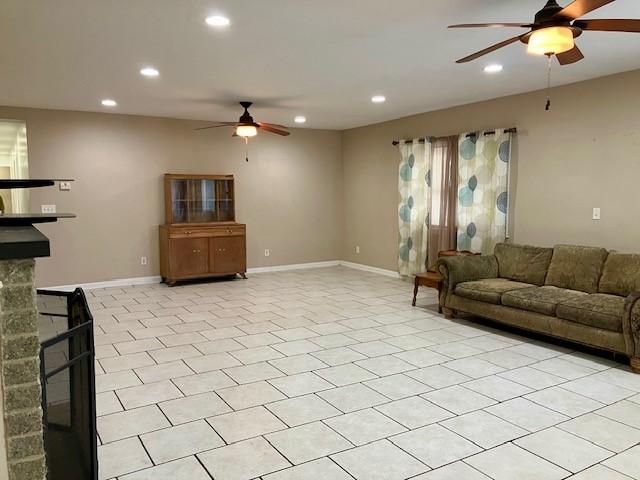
38,288,98,480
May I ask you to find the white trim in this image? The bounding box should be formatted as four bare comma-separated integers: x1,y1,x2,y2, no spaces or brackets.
339,261,400,278
247,260,339,274
43,259,400,291
46,275,162,291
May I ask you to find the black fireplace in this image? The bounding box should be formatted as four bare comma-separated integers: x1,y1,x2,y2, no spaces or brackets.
37,288,98,480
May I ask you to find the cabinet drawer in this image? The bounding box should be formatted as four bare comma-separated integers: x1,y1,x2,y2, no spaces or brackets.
209,226,246,237
169,227,214,239
169,225,245,239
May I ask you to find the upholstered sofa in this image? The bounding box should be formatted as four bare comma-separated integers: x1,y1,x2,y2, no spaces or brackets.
437,243,640,372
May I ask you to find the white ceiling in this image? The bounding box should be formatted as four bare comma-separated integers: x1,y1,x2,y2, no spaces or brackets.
1,0,639,130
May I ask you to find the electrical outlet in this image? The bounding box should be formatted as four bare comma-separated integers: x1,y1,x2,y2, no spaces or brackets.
592,207,601,220
355,246,360,254
140,256,148,266
41,205,56,214
59,181,72,191
264,249,270,257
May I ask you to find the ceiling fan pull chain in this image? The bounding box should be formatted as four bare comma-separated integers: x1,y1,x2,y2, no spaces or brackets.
244,136,249,162
545,53,552,111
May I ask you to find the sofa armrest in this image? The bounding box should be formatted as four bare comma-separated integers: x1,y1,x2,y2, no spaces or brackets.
437,255,499,300
623,291,640,357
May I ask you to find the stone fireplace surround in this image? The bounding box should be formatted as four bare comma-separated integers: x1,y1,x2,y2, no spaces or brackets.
0,258,46,479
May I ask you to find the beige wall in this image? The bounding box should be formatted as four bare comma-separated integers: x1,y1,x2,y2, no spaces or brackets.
0,107,343,287
341,69,640,271
3,69,639,285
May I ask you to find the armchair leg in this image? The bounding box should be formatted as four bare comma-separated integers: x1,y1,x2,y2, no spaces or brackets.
412,277,419,307
631,357,640,374
442,307,455,320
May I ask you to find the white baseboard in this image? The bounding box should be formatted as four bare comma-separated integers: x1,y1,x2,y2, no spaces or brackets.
247,260,340,274
44,259,400,291
339,261,400,278
46,275,163,291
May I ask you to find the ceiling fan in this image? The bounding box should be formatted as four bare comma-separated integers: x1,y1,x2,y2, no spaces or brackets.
196,101,290,138
449,0,640,65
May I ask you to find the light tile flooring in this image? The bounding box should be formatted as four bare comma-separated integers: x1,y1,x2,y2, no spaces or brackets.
90,267,640,480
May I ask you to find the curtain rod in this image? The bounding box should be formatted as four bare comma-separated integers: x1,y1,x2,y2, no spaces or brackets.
391,127,517,146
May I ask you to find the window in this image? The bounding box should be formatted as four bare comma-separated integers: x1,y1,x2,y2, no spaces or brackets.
0,120,29,213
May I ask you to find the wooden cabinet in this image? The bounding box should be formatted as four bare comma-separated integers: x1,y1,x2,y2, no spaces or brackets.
159,174,247,286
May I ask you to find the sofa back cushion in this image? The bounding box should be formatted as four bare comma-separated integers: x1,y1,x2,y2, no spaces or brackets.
599,252,640,297
494,243,553,286
545,245,608,294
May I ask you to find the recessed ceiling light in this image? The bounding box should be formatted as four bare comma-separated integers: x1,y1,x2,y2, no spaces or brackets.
371,95,386,103
205,15,230,27
294,116,306,124
484,64,504,74
101,99,117,107
140,67,159,77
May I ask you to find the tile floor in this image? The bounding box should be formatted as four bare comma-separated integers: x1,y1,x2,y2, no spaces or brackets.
90,267,640,480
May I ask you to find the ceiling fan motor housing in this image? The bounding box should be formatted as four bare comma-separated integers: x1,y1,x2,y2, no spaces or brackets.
521,0,583,44
238,101,258,127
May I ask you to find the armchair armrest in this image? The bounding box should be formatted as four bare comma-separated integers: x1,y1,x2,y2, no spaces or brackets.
623,291,640,358
437,254,498,300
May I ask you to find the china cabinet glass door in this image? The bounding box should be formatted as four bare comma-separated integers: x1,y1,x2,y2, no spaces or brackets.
170,178,234,223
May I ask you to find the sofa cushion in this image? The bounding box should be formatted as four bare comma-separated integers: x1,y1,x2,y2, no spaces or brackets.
494,243,553,286
545,245,609,294
502,286,587,316
557,294,624,332
455,278,533,305
599,252,640,297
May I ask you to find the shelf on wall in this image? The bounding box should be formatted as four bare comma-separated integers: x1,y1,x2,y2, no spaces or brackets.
0,179,75,189
0,213,77,226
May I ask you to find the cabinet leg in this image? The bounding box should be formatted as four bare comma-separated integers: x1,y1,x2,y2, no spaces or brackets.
412,278,419,307
631,357,640,374
240,272,247,279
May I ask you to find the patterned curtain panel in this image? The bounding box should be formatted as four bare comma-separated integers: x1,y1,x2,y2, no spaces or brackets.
398,139,431,276
456,129,512,254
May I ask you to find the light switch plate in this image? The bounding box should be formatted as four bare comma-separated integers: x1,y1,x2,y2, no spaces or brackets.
592,207,601,220
41,205,56,214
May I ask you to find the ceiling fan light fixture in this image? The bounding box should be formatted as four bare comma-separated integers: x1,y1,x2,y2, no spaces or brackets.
527,26,574,56
236,125,257,137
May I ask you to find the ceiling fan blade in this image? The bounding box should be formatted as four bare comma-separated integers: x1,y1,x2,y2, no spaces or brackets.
194,122,239,131
448,23,531,28
554,0,615,20
258,122,289,129
556,45,585,65
455,35,522,63
574,18,640,32
259,124,290,136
